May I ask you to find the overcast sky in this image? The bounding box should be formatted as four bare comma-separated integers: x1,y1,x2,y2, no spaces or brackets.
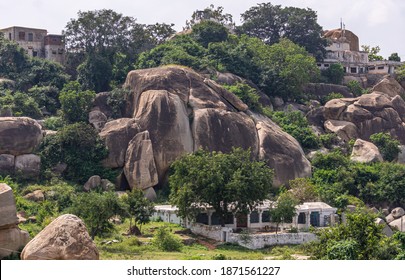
0,0,404,60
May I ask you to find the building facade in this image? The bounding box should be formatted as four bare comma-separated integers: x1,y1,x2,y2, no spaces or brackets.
0,26,64,64
319,28,403,75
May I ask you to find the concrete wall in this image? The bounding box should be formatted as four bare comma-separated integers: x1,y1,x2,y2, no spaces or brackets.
190,223,224,241
228,232,317,249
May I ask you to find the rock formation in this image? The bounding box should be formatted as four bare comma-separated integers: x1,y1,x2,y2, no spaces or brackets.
98,66,311,192
322,87,405,144
0,117,43,178
21,214,99,260
350,139,383,163
0,183,30,259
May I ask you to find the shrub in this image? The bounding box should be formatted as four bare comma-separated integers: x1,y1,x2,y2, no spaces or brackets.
59,81,95,123
370,132,400,162
321,92,344,105
346,80,364,97
152,226,183,252
39,123,108,183
42,116,65,131
223,82,261,112
0,90,42,119
269,108,319,150
321,63,344,84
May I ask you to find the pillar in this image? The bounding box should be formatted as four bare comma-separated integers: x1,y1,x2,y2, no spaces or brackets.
305,212,310,229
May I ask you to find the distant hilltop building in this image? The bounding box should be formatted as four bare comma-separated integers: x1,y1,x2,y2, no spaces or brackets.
318,26,403,75
0,26,65,64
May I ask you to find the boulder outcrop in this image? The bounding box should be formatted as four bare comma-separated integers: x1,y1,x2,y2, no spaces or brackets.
0,183,30,259
0,117,43,155
350,139,383,163
323,90,405,143
98,66,311,191
21,214,99,260
372,77,405,98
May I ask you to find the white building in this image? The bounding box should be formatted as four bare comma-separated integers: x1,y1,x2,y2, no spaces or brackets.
153,201,337,231
0,26,65,64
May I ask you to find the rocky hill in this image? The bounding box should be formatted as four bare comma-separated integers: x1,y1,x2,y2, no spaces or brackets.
92,66,311,198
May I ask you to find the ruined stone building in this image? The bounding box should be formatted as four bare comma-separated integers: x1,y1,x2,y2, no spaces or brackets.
0,26,65,64
318,27,403,75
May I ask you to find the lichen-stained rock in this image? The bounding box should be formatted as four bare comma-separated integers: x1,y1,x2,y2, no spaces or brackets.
353,92,392,111
134,90,193,182
88,110,107,131
0,117,43,155
372,77,405,98
83,175,102,192
21,214,99,260
0,154,15,175
0,183,30,259
15,154,41,178
324,98,354,120
350,139,383,163
391,207,405,219
0,183,18,227
324,120,359,141
23,190,45,202
389,218,405,232
99,118,140,168
193,109,259,156
124,131,158,190
251,113,311,186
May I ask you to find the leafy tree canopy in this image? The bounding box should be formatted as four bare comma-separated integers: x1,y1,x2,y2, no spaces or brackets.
59,81,95,123
169,148,274,226
122,188,155,233
388,52,401,62
369,132,400,162
70,191,126,239
308,209,402,259
361,45,384,61
237,3,327,58
268,191,298,233
185,4,234,29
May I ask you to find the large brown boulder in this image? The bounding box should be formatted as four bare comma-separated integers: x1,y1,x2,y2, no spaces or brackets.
372,77,405,98
100,66,311,188
124,131,158,190
323,92,405,144
0,154,15,175
133,90,193,182
193,109,258,155
14,154,41,178
21,214,99,260
0,183,30,259
0,117,43,155
350,139,383,163
99,118,139,168
252,113,311,186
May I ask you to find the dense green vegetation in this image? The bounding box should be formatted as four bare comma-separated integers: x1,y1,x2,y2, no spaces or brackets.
1,3,404,261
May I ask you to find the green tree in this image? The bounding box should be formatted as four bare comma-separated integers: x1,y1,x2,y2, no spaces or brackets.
288,178,318,203
346,80,364,97
152,226,183,252
370,132,400,161
169,148,274,226
185,4,234,29
77,53,112,92
223,83,261,112
0,90,42,119
238,3,327,58
70,191,125,239
261,38,320,99
361,45,384,61
396,64,405,82
321,63,344,84
28,86,60,115
388,52,401,62
269,108,320,149
191,21,229,48
40,123,108,183
122,188,155,233
59,81,95,123
309,209,401,259
268,192,298,233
